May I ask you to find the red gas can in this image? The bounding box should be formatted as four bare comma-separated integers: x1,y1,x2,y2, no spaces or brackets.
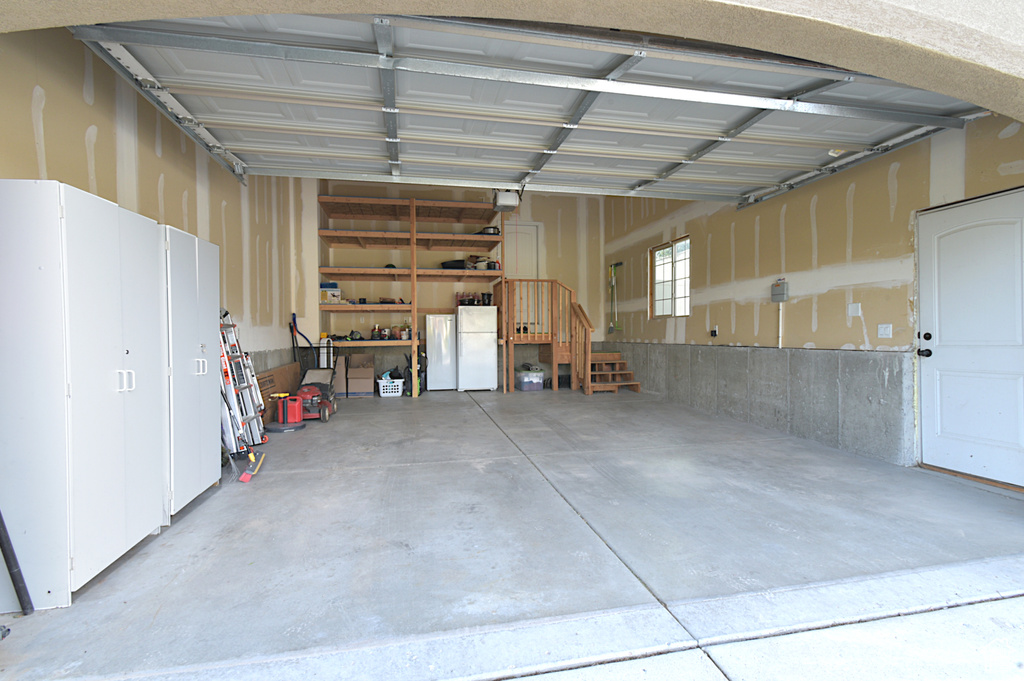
278,395,303,424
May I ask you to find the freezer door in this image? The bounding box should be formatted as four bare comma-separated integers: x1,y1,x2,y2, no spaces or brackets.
427,314,456,390
457,332,498,391
457,305,497,334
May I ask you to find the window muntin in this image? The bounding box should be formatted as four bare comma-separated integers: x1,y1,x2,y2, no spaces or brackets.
650,236,690,318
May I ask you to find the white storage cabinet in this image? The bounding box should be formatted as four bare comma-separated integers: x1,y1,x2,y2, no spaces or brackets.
165,225,221,518
0,181,169,611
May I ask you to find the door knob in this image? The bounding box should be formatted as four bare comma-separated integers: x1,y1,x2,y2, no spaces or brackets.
917,348,932,357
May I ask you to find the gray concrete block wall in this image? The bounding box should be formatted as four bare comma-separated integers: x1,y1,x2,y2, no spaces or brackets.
596,341,916,467
789,350,840,448
748,348,790,432
716,347,750,422
250,348,294,374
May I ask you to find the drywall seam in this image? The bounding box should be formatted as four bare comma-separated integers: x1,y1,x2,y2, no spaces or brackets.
115,78,138,212
779,203,787,273
157,174,165,224
82,45,94,106
930,128,966,206
85,126,98,194
240,180,251,325
180,189,189,233
297,177,318,336
154,116,162,157
887,162,901,221
31,86,46,179
577,196,589,315
195,146,209,241
271,175,280,329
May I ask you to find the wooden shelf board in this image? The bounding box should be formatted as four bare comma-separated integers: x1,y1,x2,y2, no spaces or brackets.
320,266,502,284
319,196,498,225
416,269,503,283
320,304,412,313
320,267,412,282
319,229,501,253
330,339,424,348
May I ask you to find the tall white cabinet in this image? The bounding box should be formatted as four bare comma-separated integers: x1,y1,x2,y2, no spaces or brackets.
0,181,220,613
166,226,221,518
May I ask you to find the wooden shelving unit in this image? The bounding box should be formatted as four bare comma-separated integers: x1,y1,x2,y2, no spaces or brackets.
318,195,506,397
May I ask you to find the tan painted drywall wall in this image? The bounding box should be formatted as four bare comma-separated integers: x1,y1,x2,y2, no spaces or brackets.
966,114,1024,197
602,116,1024,350
0,29,317,352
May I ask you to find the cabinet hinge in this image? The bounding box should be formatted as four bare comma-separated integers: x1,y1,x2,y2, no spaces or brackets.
165,239,171,251
67,382,72,398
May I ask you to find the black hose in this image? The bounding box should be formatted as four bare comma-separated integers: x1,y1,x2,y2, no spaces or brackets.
0,507,33,616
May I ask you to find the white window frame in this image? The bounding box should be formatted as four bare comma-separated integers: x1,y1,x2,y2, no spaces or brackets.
649,236,690,318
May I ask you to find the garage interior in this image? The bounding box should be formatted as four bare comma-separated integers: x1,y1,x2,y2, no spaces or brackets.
3,4,1024,679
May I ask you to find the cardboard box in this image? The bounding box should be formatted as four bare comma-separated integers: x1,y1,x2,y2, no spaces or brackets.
256,362,302,419
346,354,376,397
347,376,376,398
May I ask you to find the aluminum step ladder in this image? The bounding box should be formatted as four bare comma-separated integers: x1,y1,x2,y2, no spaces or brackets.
219,308,266,453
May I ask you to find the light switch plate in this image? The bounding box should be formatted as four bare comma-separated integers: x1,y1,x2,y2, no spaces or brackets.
848,303,861,316
878,323,893,339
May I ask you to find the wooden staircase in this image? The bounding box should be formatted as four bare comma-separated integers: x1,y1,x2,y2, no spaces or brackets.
495,278,641,395
588,352,641,394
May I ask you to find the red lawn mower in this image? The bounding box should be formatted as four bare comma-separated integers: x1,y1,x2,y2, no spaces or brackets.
278,368,338,424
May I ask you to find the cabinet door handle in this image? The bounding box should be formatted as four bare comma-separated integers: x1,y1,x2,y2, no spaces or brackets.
195,359,203,375
127,370,136,391
201,359,209,375
116,370,127,393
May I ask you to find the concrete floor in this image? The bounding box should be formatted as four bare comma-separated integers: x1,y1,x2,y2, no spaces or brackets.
3,390,1024,680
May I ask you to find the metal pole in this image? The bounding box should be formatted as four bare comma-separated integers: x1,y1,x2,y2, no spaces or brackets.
0,507,33,616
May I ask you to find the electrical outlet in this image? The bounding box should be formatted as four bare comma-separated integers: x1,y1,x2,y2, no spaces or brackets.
878,323,893,339
848,303,861,316
711,325,718,337
360,316,365,323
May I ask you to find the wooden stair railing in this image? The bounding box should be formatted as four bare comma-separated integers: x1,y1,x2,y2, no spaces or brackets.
494,279,640,395
497,278,575,392
569,302,593,394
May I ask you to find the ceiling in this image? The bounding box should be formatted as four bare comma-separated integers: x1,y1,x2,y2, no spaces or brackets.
72,15,984,207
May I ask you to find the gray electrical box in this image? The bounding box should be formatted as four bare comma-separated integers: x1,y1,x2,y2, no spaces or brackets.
771,280,789,302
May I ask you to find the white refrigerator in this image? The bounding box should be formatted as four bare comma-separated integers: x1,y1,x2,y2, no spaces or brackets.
426,314,456,390
457,306,498,391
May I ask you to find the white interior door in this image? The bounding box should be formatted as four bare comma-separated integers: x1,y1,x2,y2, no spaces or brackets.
502,221,540,279
919,189,1024,486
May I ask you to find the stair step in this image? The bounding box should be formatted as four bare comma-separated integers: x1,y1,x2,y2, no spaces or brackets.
591,371,634,381
589,358,626,368
590,352,622,362
589,381,642,394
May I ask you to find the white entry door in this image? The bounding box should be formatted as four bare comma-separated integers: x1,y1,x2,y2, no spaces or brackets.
919,188,1024,486
502,221,540,279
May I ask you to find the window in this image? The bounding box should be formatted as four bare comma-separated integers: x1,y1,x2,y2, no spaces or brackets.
649,236,690,318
